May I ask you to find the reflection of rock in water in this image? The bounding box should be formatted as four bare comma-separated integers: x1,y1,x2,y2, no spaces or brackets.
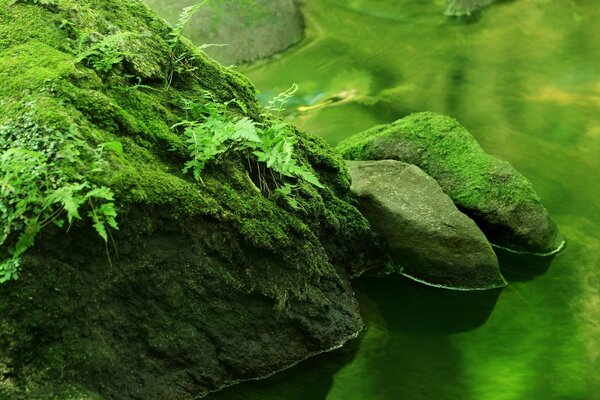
361,275,502,334
445,0,497,16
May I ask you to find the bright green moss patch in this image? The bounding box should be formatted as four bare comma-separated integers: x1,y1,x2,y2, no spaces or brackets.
0,0,368,278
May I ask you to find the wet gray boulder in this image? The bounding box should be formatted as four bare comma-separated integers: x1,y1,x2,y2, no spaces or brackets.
338,112,565,256
347,160,506,290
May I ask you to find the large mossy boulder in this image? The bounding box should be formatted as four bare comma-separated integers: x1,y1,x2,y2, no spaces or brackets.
0,1,370,398
347,160,505,290
338,112,565,256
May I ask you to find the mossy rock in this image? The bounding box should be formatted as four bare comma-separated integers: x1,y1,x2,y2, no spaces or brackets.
338,112,565,256
0,0,371,398
347,160,505,291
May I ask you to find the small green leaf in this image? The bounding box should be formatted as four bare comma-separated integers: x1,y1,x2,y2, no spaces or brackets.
103,140,124,155
86,187,115,201
93,222,108,242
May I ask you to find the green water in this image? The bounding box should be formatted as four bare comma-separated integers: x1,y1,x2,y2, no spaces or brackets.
205,0,600,399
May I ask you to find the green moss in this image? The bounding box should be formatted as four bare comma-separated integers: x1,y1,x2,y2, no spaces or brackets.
0,0,369,396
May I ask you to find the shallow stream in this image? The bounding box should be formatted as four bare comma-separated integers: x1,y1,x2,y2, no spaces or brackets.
204,0,600,399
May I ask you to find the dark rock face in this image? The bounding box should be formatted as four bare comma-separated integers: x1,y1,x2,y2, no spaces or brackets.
338,112,565,256
0,1,368,398
347,160,505,290
1,215,363,400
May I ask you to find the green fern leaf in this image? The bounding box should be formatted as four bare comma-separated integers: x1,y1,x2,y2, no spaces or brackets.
93,222,108,243
86,187,115,201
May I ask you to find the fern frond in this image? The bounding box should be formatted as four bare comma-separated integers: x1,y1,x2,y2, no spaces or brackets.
169,0,211,49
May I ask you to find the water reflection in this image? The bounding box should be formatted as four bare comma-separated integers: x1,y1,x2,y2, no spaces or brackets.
495,247,555,282
361,276,502,334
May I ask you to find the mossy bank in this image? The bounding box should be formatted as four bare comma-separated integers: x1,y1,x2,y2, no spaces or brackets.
0,0,372,398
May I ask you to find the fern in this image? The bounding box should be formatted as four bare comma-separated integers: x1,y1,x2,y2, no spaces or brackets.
265,83,298,115
175,87,324,209
168,0,211,50
76,32,133,73
274,184,300,210
0,140,121,283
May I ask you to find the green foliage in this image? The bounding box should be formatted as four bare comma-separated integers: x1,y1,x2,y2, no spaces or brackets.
175,87,323,208
0,117,120,283
76,32,133,73
165,1,211,88
273,183,300,210
265,83,298,114
168,0,211,50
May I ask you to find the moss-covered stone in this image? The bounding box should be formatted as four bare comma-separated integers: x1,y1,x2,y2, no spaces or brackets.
0,0,371,398
338,112,565,255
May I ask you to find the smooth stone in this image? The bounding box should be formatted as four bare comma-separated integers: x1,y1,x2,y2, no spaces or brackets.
347,160,506,290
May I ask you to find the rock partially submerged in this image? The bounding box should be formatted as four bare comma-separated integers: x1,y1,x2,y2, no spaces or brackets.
347,160,506,290
143,0,304,65
0,1,369,398
338,112,565,256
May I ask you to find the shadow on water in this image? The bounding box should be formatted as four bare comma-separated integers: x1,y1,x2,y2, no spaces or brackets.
204,339,359,400
359,275,502,334
316,276,504,400
495,247,557,283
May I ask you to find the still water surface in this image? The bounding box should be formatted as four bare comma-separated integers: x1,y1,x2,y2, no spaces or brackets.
206,0,600,398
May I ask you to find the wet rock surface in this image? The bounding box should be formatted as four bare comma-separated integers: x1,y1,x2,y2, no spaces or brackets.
347,160,505,290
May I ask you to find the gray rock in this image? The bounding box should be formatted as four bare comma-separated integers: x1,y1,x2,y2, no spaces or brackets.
143,0,304,65
338,112,565,256
347,160,506,290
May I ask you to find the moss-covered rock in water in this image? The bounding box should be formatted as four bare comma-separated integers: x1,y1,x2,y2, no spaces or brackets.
142,0,304,65
338,112,565,256
0,0,371,398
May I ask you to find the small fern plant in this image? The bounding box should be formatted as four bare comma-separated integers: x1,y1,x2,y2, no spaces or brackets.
166,0,211,87
174,86,323,209
168,0,210,50
76,32,133,73
0,138,120,283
